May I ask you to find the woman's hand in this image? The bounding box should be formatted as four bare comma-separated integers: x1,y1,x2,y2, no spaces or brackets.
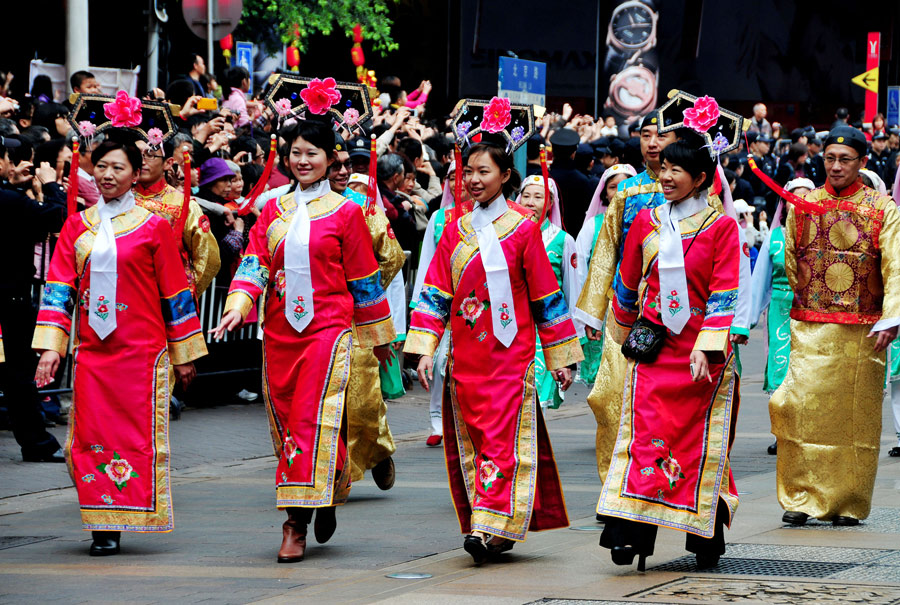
373,343,393,368
730,333,749,345
416,355,434,391
35,351,61,388
211,310,243,340
585,326,602,341
690,349,711,383
173,362,197,390
553,367,573,391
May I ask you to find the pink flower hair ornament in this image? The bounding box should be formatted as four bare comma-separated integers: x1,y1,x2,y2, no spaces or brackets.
78,121,96,138
482,97,512,133
103,90,142,128
682,95,720,133
342,107,360,127
146,127,164,147
300,77,342,115
273,98,293,117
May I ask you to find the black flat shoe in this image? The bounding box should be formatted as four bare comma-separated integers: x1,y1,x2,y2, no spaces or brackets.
486,536,514,559
833,516,859,526
22,448,65,463
767,441,777,455
782,511,809,526
610,545,647,571
696,553,720,570
596,513,610,524
313,506,337,543
889,446,900,457
464,534,487,565
89,531,121,556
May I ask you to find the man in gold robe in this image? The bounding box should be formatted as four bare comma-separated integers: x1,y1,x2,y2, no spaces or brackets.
771,126,900,526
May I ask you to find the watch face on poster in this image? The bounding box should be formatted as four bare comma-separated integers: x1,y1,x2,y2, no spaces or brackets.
611,1,655,48
607,66,657,116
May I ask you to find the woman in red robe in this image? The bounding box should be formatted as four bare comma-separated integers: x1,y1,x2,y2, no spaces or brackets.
405,98,583,564
213,117,395,563
33,138,207,556
597,134,742,571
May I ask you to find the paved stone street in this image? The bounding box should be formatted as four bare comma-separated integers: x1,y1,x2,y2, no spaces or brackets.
2,327,900,604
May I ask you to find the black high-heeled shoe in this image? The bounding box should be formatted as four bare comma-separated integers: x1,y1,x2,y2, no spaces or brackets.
464,534,487,565
610,545,647,571
89,531,121,556
696,553,720,570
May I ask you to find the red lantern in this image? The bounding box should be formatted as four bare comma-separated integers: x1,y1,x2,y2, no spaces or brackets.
353,24,363,43
219,34,233,52
351,45,365,67
286,46,300,71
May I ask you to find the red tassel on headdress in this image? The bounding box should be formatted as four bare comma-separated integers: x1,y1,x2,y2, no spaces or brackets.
454,143,463,209
67,139,80,216
539,144,552,224
174,150,192,241
365,134,377,214
239,134,277,216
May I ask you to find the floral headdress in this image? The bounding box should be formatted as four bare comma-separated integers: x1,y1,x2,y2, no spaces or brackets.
67,91,178,150
656,90,750,160
450,97,536,154
263,74,373,134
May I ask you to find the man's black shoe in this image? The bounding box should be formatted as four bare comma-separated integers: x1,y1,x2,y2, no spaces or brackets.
23,448,65,463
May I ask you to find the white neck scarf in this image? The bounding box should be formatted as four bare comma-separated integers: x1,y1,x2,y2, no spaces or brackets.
89,190,136,340
656,192,709,335
471,194,516,347
283,179,331,333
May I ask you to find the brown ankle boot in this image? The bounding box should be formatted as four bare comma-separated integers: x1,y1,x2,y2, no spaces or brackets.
277,508,311,563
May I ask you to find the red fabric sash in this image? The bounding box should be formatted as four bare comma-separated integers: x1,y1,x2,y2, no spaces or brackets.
364,134,377,213
746,156,826,215
174,150,191,240
239,134,277,216
67,139,80,216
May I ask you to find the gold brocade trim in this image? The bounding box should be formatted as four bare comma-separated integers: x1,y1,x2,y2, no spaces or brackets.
364,204,405,287
694,327,729,355
168,332,208,365
77,348,173,531
224,291,254,320
74,207,154,276
346,345,396,482
597,351,739,538
586,312,628,483
32,325,69,355
276,330,354,507
403,329,439,356
459,362,538,542
607,316,632,347
355,317,396,349
542,336,584,370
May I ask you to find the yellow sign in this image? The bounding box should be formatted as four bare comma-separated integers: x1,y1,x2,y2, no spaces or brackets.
852,67,879,93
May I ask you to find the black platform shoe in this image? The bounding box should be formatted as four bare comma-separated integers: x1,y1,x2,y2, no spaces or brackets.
782,511,809,526
696,553,720,570
464,534,487,565
832,516,859,526
89,531,121,556
767,441,777,455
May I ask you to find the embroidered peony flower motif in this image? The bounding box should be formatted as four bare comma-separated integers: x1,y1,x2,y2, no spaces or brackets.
103,90,142,128
477,453,505,490
300,77,341,115
655,450,685,489
710,132,730,155
146,127,163,147
456,121,472,139
283,430,301,467
274,269,286,300
101,494,114,505
81,473,95,482
342,107,360,126
97,451,139,492
78,121,96,138
456,290,489,329
682,95,719,133
274,98,293,117
90,443,104,453
511,126,525,143
481,97,512,133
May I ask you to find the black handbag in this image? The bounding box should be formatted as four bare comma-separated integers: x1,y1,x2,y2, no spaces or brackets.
621,316,668,363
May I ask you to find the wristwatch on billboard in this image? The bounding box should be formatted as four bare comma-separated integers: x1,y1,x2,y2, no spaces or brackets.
603,0,659,119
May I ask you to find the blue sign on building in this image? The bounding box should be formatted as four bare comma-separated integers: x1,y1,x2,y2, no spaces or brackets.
498,57,546,107
888,86,900,128
235,41,254,93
